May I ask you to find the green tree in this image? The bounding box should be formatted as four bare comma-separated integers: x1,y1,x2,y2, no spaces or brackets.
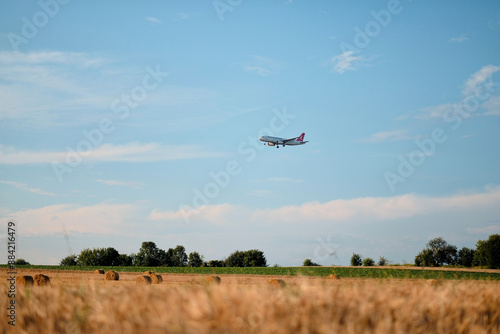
303,258,320,266
225,250,245,267
457,247,475,267
188,251,203,267
117,253,133,266
134,241,162,266
166,245,188,267
99,247,120,266
77,247,121,266
14,259,30,265
350,253,362,266
426,237,457,266
243,249,267,267
208,260,225,267
60,254,78,266
474,234,500,269
415,248,437,267
78,248,98,266
378,256,388,266
362,257,375,266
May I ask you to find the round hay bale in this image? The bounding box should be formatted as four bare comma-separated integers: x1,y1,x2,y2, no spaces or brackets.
205,276,221,285
94,269,105,274
327,274,340,280
33,274,51,286
268,279,286,288
105,270,119,281
136,275,152,285
148,274,162,284
16,275,34,287
143,271,163,284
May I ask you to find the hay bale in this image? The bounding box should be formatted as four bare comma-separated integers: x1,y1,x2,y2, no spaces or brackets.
16,275,34,287
148,274,163,284
94,269,105,274
33,274,51,286
105,270,119,281
136,275,152,285
268,279,286,288
205,276,221,285
327,274,340,280
142,271,163,284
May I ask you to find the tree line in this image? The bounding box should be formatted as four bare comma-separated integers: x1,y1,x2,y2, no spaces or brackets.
348,234,500,269
60,241,267,268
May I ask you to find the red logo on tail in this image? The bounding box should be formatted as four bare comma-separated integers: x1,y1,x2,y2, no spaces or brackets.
297,133,305,141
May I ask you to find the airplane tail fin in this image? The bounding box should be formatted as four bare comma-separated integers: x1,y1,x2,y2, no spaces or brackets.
297,133,305,142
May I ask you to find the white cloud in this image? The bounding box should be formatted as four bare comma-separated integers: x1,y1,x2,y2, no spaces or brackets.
97,179,145,189
266,177,304,183
5,203,138,236
414,65,500,119
360,129,414,143
415,103,455,119
242,55,282,76
0,142,226,165
329,51,373,74
482,95,500,116
150,186,500,226
244,66,272,76
145,17,162,24
0,180,56,196
174,13,192,21
0,51,112,121
462,64,500,96
0,51,105,67
466,225,500,234
449,34,469,43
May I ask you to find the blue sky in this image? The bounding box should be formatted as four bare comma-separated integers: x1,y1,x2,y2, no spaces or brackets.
1,1,499,266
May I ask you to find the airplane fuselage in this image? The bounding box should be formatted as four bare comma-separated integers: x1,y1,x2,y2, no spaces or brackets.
258,133,308,147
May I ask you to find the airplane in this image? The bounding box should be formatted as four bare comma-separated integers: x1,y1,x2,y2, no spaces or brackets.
258,133,308,148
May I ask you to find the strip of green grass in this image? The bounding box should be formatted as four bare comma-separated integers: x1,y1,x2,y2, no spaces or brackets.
2,265,499,280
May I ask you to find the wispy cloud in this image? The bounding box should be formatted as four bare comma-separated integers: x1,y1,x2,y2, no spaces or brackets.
414,64,500,119
0,51,112,121
415,103,455,120
0,180,56,196
5,203,138,236
462,64,500,96
97,179,145,189
483,96,500,116
449,34,469,43
243,55,282,76
359,129,414,143
266,177,304,183
173,13,192,21
150,186,500,224
466,224,500,234
145,17,162,25
0,142,226,165
328,51,376,74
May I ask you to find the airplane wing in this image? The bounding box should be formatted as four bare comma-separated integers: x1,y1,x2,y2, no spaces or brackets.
282,137,298,143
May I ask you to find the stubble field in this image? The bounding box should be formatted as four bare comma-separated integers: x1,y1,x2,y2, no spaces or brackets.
2,268,499,333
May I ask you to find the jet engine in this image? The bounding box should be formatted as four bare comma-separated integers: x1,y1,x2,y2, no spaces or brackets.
267,142,275,146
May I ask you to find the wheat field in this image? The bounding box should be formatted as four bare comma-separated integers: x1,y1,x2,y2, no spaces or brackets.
2,269,499,333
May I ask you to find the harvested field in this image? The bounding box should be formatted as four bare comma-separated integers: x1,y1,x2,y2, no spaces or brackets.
1,268,499,333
